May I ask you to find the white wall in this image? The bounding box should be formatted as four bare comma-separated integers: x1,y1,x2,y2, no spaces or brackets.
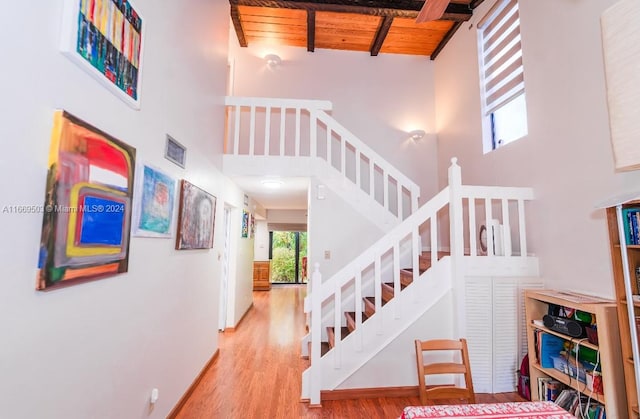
254,220,270,261
267,209,308,224
338,292,454,388
434,0,639,298
228,42,440,205
0,1,245,418
308,178,384,279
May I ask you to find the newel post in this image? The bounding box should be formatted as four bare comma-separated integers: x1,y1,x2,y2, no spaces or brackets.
448,158,466,338
309,262,322,406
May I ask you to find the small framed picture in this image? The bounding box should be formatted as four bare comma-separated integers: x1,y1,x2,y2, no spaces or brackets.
165,135,186,168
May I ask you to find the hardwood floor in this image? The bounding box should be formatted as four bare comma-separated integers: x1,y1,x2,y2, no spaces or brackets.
173,285,524,418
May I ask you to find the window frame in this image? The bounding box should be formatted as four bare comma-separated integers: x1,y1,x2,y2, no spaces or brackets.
477,0,527,153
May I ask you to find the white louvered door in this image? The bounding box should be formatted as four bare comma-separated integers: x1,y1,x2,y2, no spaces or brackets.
466,278,493,393
492,278,519,392
466,277,543,393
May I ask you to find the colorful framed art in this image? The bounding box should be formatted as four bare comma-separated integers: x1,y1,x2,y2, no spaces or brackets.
37,111,136,290
175,180,216,250
132,164,176,238
60,0,145,109
241,210,249,238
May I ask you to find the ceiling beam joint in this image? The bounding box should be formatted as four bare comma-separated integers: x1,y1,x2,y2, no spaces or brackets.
430,20,463,60
307,10,316,52
370,16,393,56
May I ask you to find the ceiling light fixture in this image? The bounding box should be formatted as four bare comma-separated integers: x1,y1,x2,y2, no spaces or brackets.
408,129,426,141
264,54,282,68
261,179,284,189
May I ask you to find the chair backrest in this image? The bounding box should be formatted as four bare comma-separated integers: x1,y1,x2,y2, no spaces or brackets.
414,338,476,405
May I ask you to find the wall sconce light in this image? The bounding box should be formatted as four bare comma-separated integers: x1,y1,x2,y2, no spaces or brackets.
408,129,426,141
264,54,282,68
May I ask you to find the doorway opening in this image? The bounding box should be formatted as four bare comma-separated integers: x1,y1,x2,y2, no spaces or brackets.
269,231,307,284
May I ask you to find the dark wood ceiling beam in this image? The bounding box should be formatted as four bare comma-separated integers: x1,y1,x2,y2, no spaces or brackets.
470,0,486,9
370,16,393,56
307,10,316,52
230,0,472,21
230,3,248,47
430,20,462,60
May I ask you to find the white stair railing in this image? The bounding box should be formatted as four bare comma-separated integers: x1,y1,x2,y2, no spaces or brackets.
225,96,420,220
303,158,536,405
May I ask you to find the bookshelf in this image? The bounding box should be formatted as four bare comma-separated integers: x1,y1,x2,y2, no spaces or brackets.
605,199,640,418
524,289,627,418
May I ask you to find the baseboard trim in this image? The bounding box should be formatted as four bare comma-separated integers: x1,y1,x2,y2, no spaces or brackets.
320,385,419,401
166,349,220,418
224,303,254,332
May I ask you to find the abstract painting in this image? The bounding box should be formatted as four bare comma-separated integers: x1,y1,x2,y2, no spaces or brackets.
60,0,144,109
132,164,176,238
37,111,136,290
176,180,216,250
249,213,255,238
241,210,249,238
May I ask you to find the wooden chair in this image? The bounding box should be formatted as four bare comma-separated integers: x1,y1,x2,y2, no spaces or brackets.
414,338,476,405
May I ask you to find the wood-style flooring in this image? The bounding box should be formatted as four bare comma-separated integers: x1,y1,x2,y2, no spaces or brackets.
174,285,524,418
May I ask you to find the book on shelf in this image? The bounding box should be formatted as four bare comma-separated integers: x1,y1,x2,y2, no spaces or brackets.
539,332,565,368
622,207,640,245
554,389,606,418
537,377,563,401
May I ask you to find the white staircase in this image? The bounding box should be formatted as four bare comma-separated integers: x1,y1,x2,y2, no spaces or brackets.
301,159,538,405
223,96,540,406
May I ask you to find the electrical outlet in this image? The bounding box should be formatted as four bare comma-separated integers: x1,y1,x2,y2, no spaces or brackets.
324,250,330,259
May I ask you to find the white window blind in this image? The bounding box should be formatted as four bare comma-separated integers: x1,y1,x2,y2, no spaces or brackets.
479,0,524,116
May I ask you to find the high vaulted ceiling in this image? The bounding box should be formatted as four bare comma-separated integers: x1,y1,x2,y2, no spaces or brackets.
229,0,486,59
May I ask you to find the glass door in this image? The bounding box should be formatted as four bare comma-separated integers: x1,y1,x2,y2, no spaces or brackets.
269,231,307,284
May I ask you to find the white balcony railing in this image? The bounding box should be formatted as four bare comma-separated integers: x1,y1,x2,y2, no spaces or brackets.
225,96,420,220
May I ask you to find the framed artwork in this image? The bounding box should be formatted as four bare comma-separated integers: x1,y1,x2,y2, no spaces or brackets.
165,135,186,168
132,164,176,238
176,180,216,250
37,111,136,290
241,210,249,238
249,213,256,238
60,0,145,109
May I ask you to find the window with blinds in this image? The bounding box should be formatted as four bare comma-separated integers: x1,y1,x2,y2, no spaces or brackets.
478,0,528,151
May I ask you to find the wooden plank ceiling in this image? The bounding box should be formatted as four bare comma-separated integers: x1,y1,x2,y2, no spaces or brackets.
229,0,486,59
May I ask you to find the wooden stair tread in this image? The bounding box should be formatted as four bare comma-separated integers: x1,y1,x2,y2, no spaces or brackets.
364,296,387,306
400,267,427,275
381,283,395,303
344,311,370,332
363,296,377,317
326,326,351,348
321,342,330,357
383,282,408,291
